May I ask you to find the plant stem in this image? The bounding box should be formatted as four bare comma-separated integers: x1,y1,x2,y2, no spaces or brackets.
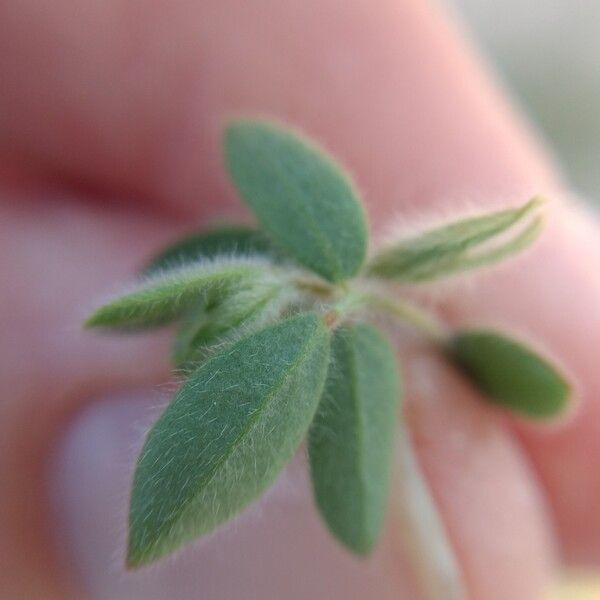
292,273,448,342
293,276,337,297
362,292,449,344
323,290,368,329
394,423,466,599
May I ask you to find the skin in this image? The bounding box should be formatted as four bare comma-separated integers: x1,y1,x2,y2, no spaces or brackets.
1,0,600,597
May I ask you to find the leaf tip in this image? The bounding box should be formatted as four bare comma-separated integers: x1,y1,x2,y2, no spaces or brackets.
522,376,574,423
346,536,377,558
124,534,143,570
223,117,264,152
83,309,103,329
84,303,123,330
124,546,148,571
125,522,159,570
525,194,547,211
324,522,378,557
124,552,141,571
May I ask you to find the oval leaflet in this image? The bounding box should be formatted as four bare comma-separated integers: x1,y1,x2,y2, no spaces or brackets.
225,119,368,282
85,260,266,330
142,225,275,277
367,197,543,282
127,313,331,567
451,329,570,419
309,323,401,555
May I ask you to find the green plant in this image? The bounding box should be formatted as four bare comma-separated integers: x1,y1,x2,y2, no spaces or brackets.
85,119,570,568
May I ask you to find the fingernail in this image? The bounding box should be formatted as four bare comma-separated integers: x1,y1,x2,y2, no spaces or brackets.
51,389,414,599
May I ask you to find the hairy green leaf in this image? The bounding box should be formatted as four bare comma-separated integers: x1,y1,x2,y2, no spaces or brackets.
427,215,542,278
367,197,543,281
85,259,268,330
309,323,401,555
127,313,331,567
171,282,285,369
225,119,368,282
141,225,275,277
451,329,570,419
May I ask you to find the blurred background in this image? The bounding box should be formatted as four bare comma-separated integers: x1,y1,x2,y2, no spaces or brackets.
452,0,600,205
453,2,600,596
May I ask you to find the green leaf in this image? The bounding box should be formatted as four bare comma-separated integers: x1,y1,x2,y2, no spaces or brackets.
85,259,267,330
430,215,542,278
309,323,401,555
141,225,275,277
127,313,331,567
225,119,368,282
367,197,543,282
451,329,570,419
171,282,284,369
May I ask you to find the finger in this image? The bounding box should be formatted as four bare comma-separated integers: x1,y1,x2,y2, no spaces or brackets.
446,202,600,566
0,198,174,598
0,0,558,217
403,352,555,600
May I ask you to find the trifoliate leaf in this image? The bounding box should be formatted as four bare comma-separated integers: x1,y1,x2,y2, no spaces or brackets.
309,323,401,555
141,225,275,277
171,282,284,369
127,313,330,567
225,119,368,282
367,197,543,282
451,329,570,419
85,259,268,330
